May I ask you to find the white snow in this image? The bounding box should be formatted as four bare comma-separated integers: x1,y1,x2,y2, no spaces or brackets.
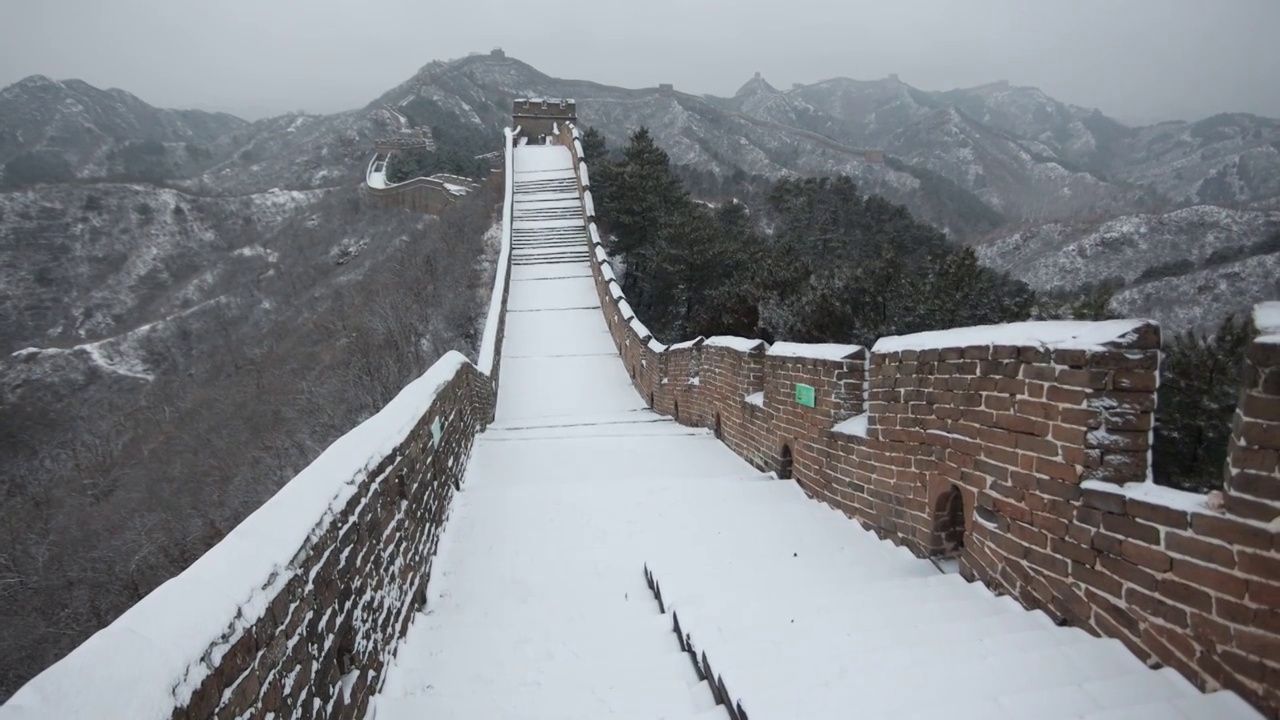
767,341,863,361
0,352,474,720
873,319,1152,353
1080,479,1214,515
78,340,153,380
477,128,516,376
833,413,870,438
669,337,705,351
648,338,668,353
705,335,767,352
366,154,388,189
578,161,590,188
232,245,279,263
1255,301,1280,343
629,317,652,339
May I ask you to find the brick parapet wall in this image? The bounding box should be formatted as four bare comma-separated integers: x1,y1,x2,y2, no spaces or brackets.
174,363,493,719
1227,335,1280,523
559,123,1280,716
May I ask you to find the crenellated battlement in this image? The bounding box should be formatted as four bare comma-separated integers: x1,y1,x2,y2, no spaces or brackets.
512,98,577,141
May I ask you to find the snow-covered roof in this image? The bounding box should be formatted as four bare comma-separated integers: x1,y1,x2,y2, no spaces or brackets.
617,299,635,320
872,319,1152,354
767,342,863,361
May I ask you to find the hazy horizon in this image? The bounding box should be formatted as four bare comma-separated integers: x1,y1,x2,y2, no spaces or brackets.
2,0,1277,125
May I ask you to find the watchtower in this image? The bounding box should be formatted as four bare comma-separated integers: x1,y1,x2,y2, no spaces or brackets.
512,98,577,140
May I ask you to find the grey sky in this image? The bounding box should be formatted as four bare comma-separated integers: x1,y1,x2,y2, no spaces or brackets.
1,0,1277,124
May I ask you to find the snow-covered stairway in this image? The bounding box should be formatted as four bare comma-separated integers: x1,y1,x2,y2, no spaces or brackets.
370,143,728,720
509,148,590,267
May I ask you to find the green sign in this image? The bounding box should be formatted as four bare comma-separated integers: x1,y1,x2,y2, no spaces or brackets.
431,417,443,446
795,383,816,408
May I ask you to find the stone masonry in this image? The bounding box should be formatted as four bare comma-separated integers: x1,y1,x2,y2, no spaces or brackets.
175,363,495,720
555,122,1280,717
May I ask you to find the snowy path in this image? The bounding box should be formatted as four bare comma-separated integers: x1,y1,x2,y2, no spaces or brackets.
369,144,1259,720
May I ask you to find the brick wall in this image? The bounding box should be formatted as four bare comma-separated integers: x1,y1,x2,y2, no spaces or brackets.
174,361,494,719
561,126,1280,716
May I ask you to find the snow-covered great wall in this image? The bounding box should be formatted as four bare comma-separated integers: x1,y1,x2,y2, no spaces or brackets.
0,107,1276,719
0,129,519,720
553,120,1280,717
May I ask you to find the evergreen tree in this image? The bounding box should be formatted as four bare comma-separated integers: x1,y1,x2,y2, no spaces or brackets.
1153,314,1256,492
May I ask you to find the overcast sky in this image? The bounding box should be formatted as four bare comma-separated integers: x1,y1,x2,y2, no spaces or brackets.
1,0,1277,124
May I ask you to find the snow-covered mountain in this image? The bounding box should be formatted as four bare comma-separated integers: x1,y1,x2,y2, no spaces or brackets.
0,76,247,186
3,53,1278,335
976,205,1280,330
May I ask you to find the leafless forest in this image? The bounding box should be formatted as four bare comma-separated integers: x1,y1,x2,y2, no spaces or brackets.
0,183,500,699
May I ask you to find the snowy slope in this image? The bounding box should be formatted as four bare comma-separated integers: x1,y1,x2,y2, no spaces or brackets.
976,205,1280,330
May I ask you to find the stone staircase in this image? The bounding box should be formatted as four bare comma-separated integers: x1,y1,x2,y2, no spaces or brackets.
510,164,590,267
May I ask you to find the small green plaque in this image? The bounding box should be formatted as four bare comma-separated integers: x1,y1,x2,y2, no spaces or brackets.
430,417,443,446
795,383,816,408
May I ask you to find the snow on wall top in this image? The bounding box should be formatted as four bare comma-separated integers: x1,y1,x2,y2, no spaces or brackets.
0,352,472,720
629,317,652,340
1254,301,1280,343
669,337,706,351
705,336,768,352
477,128,515,376
767,342,864,361
872,319,1152,354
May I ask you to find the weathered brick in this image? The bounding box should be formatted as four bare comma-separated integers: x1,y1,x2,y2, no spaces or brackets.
1100,513,1160,544
1190,513,1272,551
1119,540,1172,572
1166,532,1236,569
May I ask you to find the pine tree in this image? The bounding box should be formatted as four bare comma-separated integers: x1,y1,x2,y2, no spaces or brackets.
1153,314,1256,492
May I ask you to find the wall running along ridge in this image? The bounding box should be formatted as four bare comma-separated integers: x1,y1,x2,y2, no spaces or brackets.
0,129,519,720
556,122,1280,717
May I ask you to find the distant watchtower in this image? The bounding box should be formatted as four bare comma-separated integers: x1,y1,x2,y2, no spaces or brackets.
657,83,674,96
512,98,577,140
